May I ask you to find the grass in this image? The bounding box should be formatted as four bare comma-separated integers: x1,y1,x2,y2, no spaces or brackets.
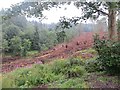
97,76,119,84
75,48,98,60
2,48,119,88
48,78,88,88
3,50,39,59
79,48,97,54
26,50,39,57
0,73,2,89
2,65,58,88
2,58,88,88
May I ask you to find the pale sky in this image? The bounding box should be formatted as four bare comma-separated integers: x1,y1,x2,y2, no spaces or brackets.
0,0,24,9
0,0,103,24
37,3,82,24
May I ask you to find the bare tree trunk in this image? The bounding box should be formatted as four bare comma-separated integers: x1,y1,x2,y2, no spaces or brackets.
108,9,118,41
117,20,120,41
118,31,120,41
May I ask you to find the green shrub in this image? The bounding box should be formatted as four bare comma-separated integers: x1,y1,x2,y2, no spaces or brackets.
2,64,57,88
27,50,39,57
93,34,120,74
10,36,31,56
2,39,9,53
69,58,85,66
51,60,68,75
2,58,87,88
20,39,31,56
49,78,88,88
2,76,16,88
51,58,86,78
66,66,86,78
10,36,22,56
56,31,67,43
61,78,87,88
85,59,103,73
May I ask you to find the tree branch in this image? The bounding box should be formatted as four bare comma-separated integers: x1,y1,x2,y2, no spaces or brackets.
84,2,109,16
96,9,109,16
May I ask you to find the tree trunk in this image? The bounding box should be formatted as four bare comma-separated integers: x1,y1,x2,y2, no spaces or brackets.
118,30,120,41
117,20,120,41
108,9,118,41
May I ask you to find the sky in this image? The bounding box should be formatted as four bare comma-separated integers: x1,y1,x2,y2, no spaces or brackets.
33,3,83,24
0,0,105,24
0,0,86,24
0,0,24,9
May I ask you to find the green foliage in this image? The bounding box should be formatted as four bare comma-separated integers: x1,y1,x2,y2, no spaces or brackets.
117,20,120,40
2,17,59,56
2,76,16,88
31,27,41,51
10,16,27,29
2,58,87,88
3,24,22,40
10,36,22,56
51,58,86,78
2,39,9,53
69,58,85,66
10,36,31,56
51,59,68,75
85,59,103,73
56,31,67,43
2,64,58,88
20,39,31,56
93,34,120,74
27,50,39,57
2,9,89,57
66,66,86,78
49,78,88,88
97,76,118,84
118,20,120,31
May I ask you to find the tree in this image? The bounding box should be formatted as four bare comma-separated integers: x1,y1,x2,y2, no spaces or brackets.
2,1,120,41
117,20,120,41
9,15,27,30
10,36,22,56
32,24,41,51
3,24,22,40
56,31,67,43
10,36,31,56
59,2,120,41
21,39,31,56
2,39,9,53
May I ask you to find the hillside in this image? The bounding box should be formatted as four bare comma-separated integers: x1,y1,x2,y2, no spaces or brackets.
2,32,106,73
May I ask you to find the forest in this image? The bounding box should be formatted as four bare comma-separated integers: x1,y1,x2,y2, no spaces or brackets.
0,1,120,89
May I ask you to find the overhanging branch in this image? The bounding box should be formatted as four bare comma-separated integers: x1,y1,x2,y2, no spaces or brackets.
96,9,109,16
92,5,109,16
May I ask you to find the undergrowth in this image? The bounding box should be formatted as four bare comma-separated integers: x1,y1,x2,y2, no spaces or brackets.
2,46,119,88
2,58,88,88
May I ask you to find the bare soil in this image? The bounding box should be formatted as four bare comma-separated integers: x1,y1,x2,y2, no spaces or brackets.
2,32,119,88
2,32,100,73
